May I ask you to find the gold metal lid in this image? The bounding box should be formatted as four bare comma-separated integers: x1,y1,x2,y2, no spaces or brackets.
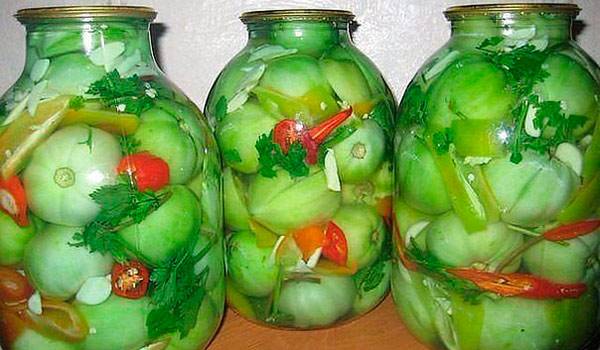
240,9,354,24
445,3,580,19
15,6,157,22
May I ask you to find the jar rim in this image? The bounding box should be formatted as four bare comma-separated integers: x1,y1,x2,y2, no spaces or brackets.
444,3,580,19
15,6,157,23
240,9,354,24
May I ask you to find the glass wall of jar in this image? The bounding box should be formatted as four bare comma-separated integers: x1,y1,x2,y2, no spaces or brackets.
205,9,396,329
0,6,224,350
392,3,600,350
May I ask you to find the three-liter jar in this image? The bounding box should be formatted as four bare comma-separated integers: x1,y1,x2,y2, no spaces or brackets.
205,9,396,329
0,6,224,350
392,3,600,350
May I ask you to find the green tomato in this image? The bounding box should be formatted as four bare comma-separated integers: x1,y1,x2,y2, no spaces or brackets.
390,263,441,347
341,161,392,206
164,297,220,350
393,197,433,236
226,230,278,298
217,102,277,173
320,58,371,104
450,289,599,350
76,295,150,350
333,120,386,184
425,212,524,272
331,204,386,269
223,167,250,231
352,260,391,314
534,53,600,134
247,170,341,234
118,185,200,265
277,275,356,328
425,55,516,129
260,55,329,97
13,330,80,350
271,22,337,57
23,125,121,226
523,232,600,284
23,224,113,300
396,133,451,214
0,210,36,266
484,151,579,227
187,150,222,234
135,108,197,184
193,234,224,291
44,53,105,95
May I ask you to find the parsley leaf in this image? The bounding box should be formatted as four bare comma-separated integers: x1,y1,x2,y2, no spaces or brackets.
398,83,427,127
0,101,6,118
68,96,85,110
476,36,504,50
354,230,392,294
147,237,213,339
432,127,454,155
86,70,160,115
223,149,242,164
215,96,228,122
70,179,171,262
119,135,140,155
255,131,309,178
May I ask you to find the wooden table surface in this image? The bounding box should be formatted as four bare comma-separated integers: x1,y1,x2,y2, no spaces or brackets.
207,295,429,350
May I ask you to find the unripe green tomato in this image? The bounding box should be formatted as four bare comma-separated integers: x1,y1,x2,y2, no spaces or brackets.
271,22,337,57
164,297,220,350
277,275,356,328
247,169,341,235
425,55,516,129
341,161,392,207
193,234,224,291
44,53,105,95
352,260,391,314
331,204,385,269
223,167,250,231
13,330,79,350
484,151,579,227
396,133,451,214
425,212,523,272
320,58,371,104
23,224,113,300
76,295,150,350
217,102,277,173
260,55,330,98
186,150,222,234
226,230,278,298
118,185,200,265
534,53,600,135
393,197,433,236
134,108,197,184
23,125,121,226
523,232,599,284
333,120,386,184
0,211,36,266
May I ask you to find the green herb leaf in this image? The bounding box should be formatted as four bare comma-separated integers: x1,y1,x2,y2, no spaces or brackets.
68,96,85,110
0,101,7,118
354,227,392,294
255,131,309,179
215,96,228,122
119,135,140,155
398,84,426,127
147,238,213,339
223,149,242,164
432,128,454,155
77,128,94,153
477,36,504,50
86,70,161,115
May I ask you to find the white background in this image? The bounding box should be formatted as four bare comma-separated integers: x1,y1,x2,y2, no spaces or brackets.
0,0,599,108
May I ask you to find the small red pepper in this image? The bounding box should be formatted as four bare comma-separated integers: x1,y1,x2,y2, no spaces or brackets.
448,268,587,300
117,152,170,192
322,221,348,266
111,261,150,299
273,107,353,164
0,176,29,227
542,219,600,241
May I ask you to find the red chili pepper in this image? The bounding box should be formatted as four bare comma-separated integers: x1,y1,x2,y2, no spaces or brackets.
542,219,600,242
111,261,150,299
448,268,587,300
322,221,348,266
273,108,353,164
0,176,29,227
117,152,170,192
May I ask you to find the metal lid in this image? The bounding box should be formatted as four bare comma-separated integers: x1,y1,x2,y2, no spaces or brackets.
445,3,580,19
15,6,157,22
240,9,354,24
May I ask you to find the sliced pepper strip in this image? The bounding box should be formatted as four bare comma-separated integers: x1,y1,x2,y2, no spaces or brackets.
0,176,29,227
111,261,150,299
322,221,348,266
542,219,600,241
392,215,418,271
448,268,587,300
558,173,600,224
292,225,325,261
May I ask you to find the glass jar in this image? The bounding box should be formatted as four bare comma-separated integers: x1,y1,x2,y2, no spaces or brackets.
205,9,396,329
0,6,223,350
392,3,599,350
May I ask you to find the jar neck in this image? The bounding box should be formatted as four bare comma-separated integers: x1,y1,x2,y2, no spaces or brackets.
449,13,573,46
23,18,159,74
246,20,352,46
